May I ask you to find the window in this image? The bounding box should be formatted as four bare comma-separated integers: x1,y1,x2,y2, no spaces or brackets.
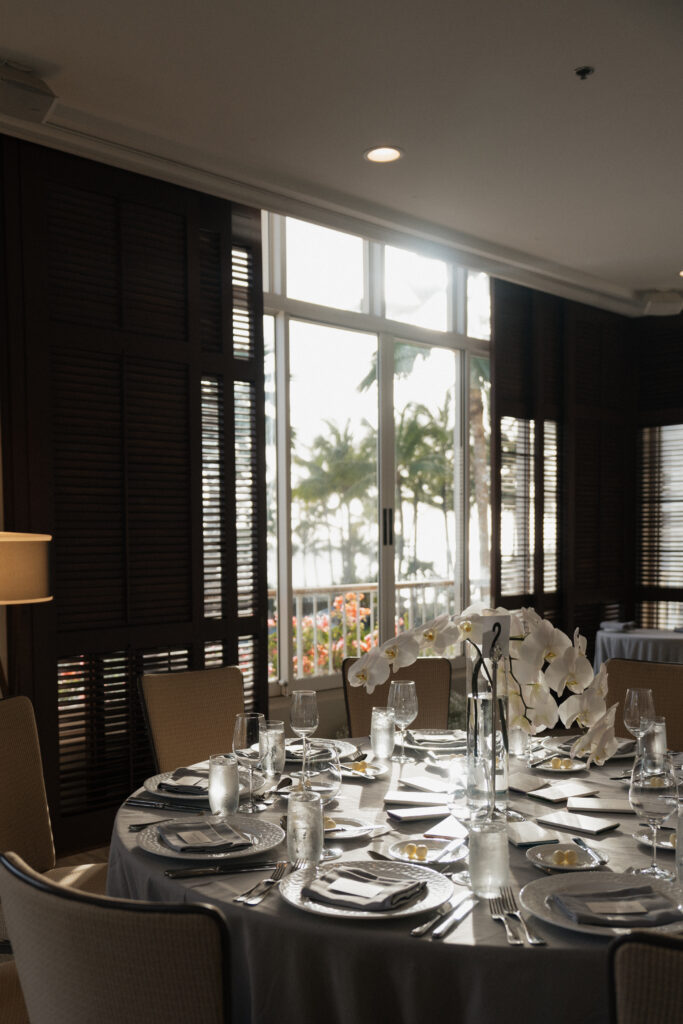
264,214,491,688
638,424,683,628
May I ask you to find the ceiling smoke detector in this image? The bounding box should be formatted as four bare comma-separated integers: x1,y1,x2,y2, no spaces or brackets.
0,61,56,122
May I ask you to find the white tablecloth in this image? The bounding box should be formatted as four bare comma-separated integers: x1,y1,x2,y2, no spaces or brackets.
594,628,683,669
107,750,675,1024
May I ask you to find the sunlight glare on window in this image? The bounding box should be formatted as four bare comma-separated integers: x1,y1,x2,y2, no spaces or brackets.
467,271,491,340
286,218,364,312
384,246,448,331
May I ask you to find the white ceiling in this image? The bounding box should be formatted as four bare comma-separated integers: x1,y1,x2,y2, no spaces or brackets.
2,0,682,315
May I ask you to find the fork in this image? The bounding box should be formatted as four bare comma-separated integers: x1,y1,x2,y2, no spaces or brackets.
233,861,287,903
501,886,546,945
489,895,523,945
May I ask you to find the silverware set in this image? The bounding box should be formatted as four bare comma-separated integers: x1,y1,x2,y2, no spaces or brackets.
488,888,546,945
233,860,290,905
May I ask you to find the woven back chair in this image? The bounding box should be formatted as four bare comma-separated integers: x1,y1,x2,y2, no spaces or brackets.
140,666,245,772
342,657,452,737
0,851,229,1024
604,658,683,748
0,698,108,956
609,932,683,1024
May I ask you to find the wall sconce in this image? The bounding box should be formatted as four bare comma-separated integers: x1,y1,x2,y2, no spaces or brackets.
0,532,52,698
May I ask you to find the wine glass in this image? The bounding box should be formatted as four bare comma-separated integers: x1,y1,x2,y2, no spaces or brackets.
628,749,678,880
232,712,266,813
290,690,319,786
388,680,418,764
623,688,655,755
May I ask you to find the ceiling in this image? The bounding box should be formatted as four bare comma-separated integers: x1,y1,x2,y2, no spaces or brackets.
2,0,682,315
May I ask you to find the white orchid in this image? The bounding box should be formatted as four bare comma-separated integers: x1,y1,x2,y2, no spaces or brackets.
570,703,619,766
347,646,390,693
559,663,608,729
377,631,420,671
544,628,594,697
415,614,461,654
518,618,572,671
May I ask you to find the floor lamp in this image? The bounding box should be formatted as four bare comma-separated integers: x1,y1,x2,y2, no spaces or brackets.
0,532,52,699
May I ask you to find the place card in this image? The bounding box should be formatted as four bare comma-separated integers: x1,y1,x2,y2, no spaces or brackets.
535,810,620,835
587,899,648,915
566,797,634,814
423,815,468,840
328,878,385,900
528,781,599,803
384,789,449,805
386,805,450,822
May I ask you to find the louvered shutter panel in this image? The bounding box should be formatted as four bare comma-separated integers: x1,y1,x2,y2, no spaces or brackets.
638,424,683,627
1,140,266,850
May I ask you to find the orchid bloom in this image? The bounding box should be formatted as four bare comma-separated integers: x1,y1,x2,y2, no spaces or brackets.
518,618,571,672
416,615,461,654
544,628,593,697
347,647,390,694
508,690,534,734
559,663,608,729
525,679,560,730
455,613,487,645
570,703,619,767
377,631,420,672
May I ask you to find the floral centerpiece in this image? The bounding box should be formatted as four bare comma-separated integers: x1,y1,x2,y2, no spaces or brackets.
348,604,619,766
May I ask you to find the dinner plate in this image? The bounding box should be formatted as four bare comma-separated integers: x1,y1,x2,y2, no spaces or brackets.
519,872,683,936
388,838,467,865
526,843,608,872
137,814,284,861
279,860,454,920
144,768,263,802
633,828,677,852
532,758,586,774
285,739,357,763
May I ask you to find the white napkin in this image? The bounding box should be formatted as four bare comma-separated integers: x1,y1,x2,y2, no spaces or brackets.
408,730,464,746
599,621,636,632
302,866,426,911
158,819,252,854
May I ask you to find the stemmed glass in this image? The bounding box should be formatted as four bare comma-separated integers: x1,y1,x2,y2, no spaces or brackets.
290,690,319,787
623,688,655,756
628,745,678,881
232,712,266,813
388,680,418,764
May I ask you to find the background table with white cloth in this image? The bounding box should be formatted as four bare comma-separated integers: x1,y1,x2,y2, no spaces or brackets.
594,628,683,669
107,750,678,1024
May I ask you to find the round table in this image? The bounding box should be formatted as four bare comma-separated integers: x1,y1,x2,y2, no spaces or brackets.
107,746,675,1024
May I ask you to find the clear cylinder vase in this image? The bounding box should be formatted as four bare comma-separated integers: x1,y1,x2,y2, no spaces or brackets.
465,652,510,819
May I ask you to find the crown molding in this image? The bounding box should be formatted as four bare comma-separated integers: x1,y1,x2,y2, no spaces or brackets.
0,110,651,318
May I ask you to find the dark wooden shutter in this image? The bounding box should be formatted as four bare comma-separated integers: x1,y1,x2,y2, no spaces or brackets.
637,424,683,626
1,139,266,851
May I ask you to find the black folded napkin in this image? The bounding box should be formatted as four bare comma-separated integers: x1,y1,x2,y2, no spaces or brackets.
157,767,209,795
158,819,252,854
302,866,426,911
552,884,682,927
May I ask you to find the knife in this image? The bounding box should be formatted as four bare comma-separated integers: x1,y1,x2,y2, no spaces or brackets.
431,896,478,939
410,890,471,936
165,861,281,879
435,837,467,862
125,798,206,813
571,836,607,865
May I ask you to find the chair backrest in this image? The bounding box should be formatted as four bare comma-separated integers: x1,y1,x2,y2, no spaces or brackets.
0,961,29,1024
604,658,683,749
342,657,452,736
0,851,230,1024
0,697,55,873
140,666,245,772
609,932,683,1024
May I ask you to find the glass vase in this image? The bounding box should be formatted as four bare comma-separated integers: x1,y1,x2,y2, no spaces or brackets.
465,649,510,820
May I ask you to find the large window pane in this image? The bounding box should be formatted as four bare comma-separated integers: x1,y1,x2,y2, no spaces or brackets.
385,246,448,331
288,321,378,677
500,416,535,596
394,344,459,631
264,316,278,680
469,356,491,605
286,218,364,312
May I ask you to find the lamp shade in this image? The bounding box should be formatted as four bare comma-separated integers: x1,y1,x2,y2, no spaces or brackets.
0,533,52,604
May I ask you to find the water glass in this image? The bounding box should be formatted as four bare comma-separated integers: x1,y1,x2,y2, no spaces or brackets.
233,712,266,813
468,819,509,897
287,790,323,870
623,688,655,755
208,753,240,817
371,707,396,760
261,719,286,778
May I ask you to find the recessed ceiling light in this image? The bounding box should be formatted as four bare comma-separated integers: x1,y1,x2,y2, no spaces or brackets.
364,146,403,164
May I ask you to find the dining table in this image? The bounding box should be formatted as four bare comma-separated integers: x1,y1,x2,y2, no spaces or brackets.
594,627,683,670
106,738,681,1024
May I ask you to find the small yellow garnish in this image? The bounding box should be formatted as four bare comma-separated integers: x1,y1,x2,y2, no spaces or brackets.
404,843,417,860
323,816,336,830
551,848,579,867
562,758,573,770
352,762,368,773
551,757,562,770
415,844,428,861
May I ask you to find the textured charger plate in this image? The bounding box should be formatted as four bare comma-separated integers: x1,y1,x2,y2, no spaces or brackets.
519,872,683,937
137,814,284,861
279,860,454,920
